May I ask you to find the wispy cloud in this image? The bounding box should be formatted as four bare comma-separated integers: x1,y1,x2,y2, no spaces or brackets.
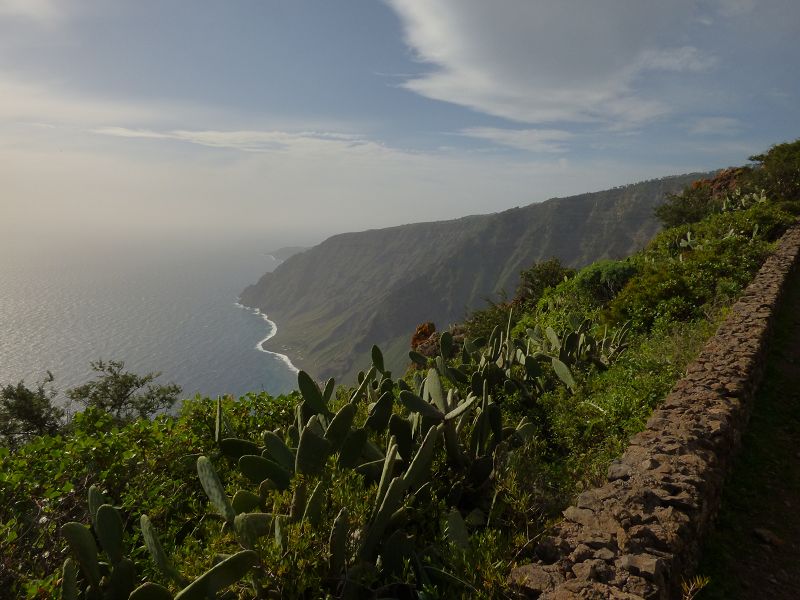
386,1,721,127
460,127,573,153
91,127,378,154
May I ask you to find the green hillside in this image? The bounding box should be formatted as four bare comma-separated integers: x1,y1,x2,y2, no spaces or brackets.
2,140,799,599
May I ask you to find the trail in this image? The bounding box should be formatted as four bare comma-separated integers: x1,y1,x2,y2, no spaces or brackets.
697,269,800,598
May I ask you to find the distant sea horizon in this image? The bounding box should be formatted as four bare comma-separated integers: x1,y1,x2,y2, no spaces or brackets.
0,238,300,406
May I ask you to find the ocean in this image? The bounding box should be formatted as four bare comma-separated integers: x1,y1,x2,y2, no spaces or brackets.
0,238,299,405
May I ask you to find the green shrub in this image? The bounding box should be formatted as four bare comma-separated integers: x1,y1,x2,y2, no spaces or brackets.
0,393,295,597
66,360,181,423
572,259,638,305
463,299,514,341
0,373,64,451
514,257,575,306
465,258,574,342
748,138,800,202
607,202,795,330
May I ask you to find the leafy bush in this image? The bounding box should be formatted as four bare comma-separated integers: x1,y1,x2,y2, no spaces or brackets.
607,202,795,330
749,138,800,202
67,360,181,423
514,257,575,306
656,167,756,228
572,259,638,305
0,393,294,597
464,258,574,342
655,140,800,229
0,373,64,451
463,298,514,341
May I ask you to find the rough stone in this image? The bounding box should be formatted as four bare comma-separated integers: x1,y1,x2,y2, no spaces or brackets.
509,563,565,595
594,547,616,562
564,506,599,528
608,462,633,481
617,554,665,582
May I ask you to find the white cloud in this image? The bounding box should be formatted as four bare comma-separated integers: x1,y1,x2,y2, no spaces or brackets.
688,117,743,136
91,127,384,155
460,127,573,153
90,127,170,140
386,1,720,126
0,73,381,163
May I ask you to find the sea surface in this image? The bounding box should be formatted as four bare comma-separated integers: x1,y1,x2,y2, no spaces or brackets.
0,239,298,405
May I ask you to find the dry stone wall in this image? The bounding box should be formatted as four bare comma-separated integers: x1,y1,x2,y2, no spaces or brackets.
509,224,800,599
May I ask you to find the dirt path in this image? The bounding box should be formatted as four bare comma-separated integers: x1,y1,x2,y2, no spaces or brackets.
696,269,800,599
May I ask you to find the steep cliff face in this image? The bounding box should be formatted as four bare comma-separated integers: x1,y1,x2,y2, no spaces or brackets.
240,173,710,381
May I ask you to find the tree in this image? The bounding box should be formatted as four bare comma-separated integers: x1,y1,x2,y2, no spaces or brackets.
0,372,65,450
514,257,575,306
572,259,637,305
749,138,800,202
67,360,181,422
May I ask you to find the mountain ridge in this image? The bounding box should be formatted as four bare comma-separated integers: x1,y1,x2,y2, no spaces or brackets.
241,172,712,381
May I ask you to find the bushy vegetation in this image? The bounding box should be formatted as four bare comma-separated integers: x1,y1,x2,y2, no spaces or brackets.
67,360,181,423
0,372,64,452
2,140,799,599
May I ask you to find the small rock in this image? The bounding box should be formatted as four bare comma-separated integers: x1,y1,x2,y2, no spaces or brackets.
576,490,599,509
568,544,594,563
607,462,633,482
508,563,565,594
640,458,659,470
572,560,598,580
661,492,697,511
753,527,783,546
594,547,615,562
617,553,665,583
583,533,614,549
563,506,598,528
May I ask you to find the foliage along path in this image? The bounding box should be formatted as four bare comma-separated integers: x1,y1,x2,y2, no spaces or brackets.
696,267,800,598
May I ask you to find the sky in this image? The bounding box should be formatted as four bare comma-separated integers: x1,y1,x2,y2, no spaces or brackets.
1,0,799,248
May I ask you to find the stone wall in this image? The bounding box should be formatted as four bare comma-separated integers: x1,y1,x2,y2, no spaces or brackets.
509,224,800,599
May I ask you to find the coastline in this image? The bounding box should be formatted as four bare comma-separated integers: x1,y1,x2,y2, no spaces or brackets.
234,300,300,374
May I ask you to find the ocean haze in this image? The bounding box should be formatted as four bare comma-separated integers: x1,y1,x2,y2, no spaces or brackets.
0,236,299,403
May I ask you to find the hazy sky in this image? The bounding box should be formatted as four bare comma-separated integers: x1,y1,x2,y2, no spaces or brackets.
2,0,799,247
